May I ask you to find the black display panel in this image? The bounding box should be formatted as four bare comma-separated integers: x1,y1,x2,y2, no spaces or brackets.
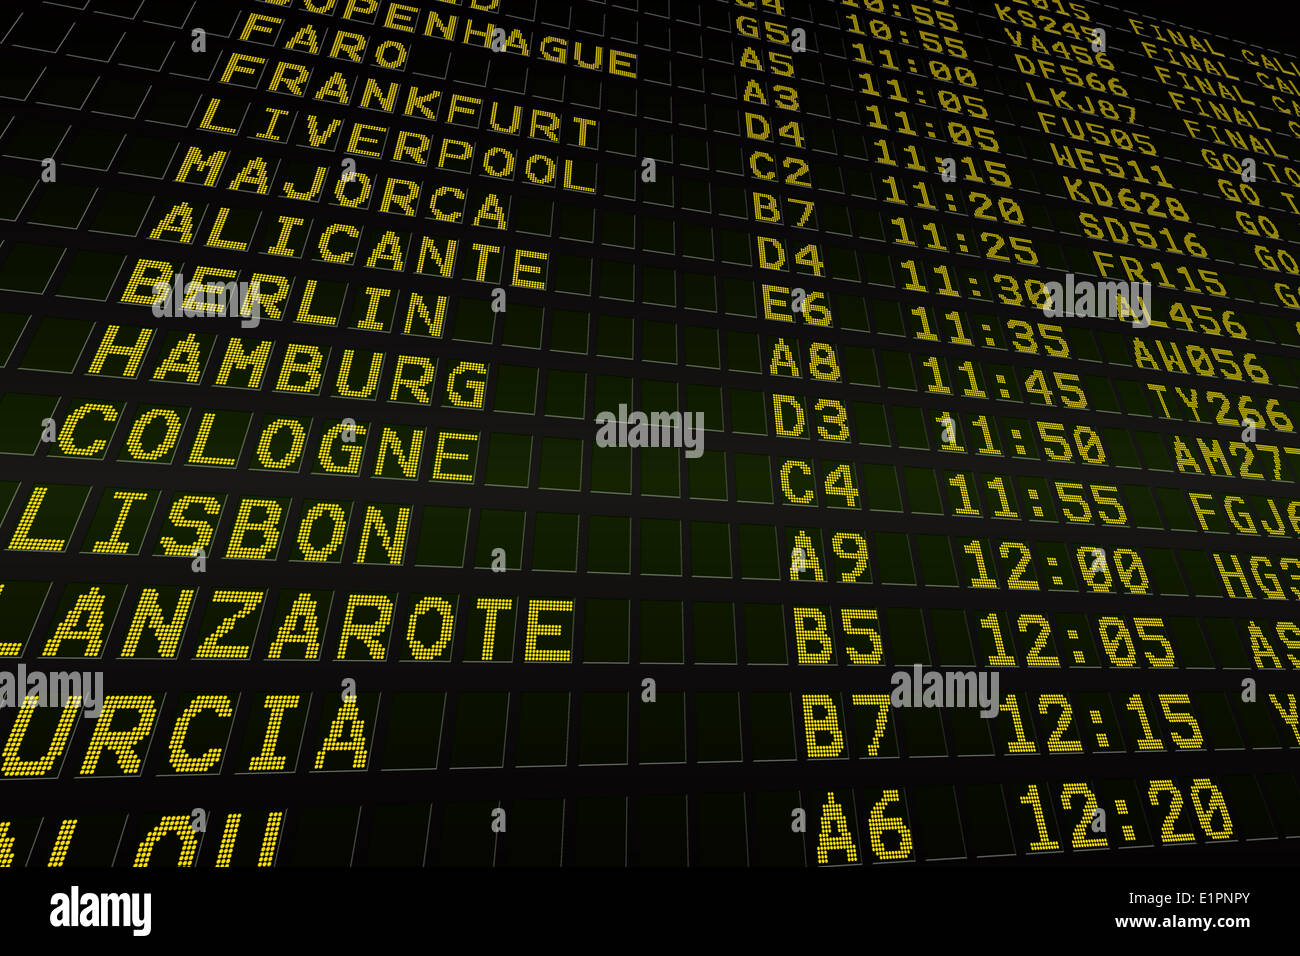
0,0,1296,939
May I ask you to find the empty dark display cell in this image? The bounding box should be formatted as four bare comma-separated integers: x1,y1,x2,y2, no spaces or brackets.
355,804,430,867
911,785,966,861
695,792,748,866
279,806,360,867
449,694,510,768
434,801,499,867
960,784,1015,858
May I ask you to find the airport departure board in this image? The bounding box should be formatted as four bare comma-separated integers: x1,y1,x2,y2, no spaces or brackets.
0,0,1299,938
